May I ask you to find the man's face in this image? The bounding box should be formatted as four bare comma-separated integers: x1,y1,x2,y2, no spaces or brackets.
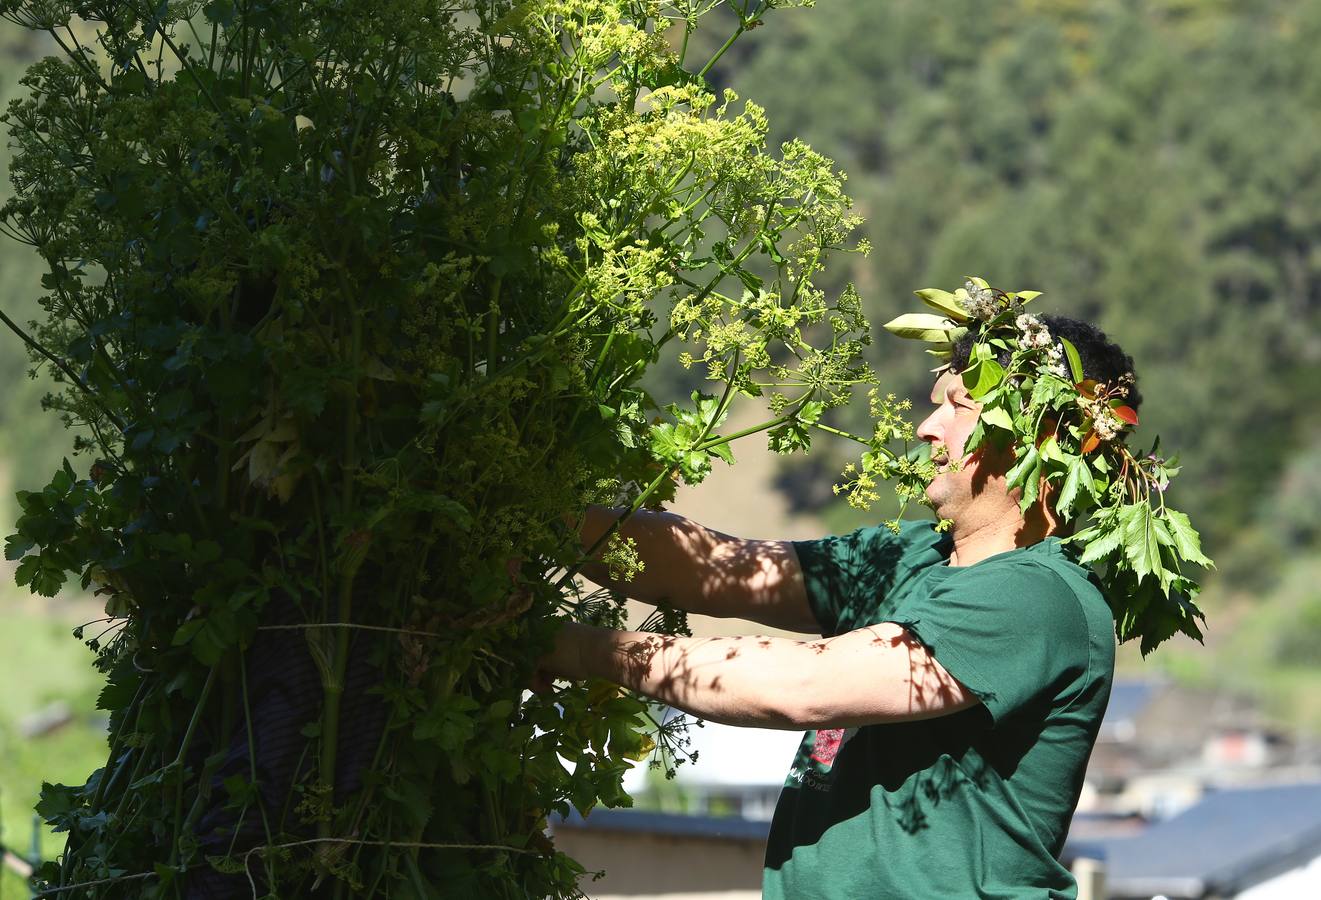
915,371,1012,518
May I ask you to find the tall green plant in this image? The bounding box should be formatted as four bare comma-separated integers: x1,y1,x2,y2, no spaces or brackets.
0,1,871,895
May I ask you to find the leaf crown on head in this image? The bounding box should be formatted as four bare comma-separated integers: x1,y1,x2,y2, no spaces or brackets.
883,277,1210,655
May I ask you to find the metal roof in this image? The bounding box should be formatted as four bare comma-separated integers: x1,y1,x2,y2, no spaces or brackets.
1102,680,1161,729
1099,781,1321,898
552,808,772,842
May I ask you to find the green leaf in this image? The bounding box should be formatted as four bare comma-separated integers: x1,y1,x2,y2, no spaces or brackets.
36,782,79,827
1161,508,1212,567
1060,338,1084,384
1078,522,1124,564
414,697,480,751
172,619,206,647
964,418,987,454
1120,504,1161,580
4,534,34,560
1029,375,1068,411
978,405,1014,432
914,288,969,322
1020,456,1044,509
648,421,688,460
883,313,958,342
1153,517,1176,548
767,418,811,454
154,863,178,887
1058,458,1088,519
96,670,142,711
797,400,826,427
16,554,67,597
486,699,516,720
1038,435,1065,464
708,442,735,465
1005,444,1040,489
962,359,1005,400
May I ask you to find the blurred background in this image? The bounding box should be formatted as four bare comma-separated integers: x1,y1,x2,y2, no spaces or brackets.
4,1,1321,897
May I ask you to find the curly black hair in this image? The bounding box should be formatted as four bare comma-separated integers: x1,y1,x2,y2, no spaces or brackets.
951,314,1142,412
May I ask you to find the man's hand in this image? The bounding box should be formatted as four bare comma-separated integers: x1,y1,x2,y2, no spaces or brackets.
532,620,587,691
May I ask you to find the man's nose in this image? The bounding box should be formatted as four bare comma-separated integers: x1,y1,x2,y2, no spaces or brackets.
916,410,940,444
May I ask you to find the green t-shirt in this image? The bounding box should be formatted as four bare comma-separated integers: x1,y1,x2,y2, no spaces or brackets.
764,521,1115,899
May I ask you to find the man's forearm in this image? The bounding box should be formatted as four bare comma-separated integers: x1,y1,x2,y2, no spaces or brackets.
577,505,707,606
554,622,807,728
544,621,982,730
576,505,816,631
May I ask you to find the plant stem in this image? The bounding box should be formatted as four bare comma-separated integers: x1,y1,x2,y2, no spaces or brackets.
698,19,747,79
239,651,278,889
486,278,502,373
0,306,127,431
695,409,795,452
319,301,363,840
810,421,870,445
167,665,219,867
89,678,147,809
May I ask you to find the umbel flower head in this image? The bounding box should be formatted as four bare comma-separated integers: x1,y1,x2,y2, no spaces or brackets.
875,277,1211,656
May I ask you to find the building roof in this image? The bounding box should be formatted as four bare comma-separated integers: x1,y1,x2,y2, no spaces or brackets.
552,808,771,842
1099,781,1321,899
1099,679,1161,740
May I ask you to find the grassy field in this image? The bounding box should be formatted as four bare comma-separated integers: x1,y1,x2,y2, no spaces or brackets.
0,589,109,897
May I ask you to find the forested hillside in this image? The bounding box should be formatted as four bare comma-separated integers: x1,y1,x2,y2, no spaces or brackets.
693,0,1321,716
2,1,1320,723
703,0,1320,550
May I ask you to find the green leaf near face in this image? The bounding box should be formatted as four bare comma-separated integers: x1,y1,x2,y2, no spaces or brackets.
978,402,1014,432
1057,457,1097,519
961,358,1005,400
1005,443,1040,489
1060,338,1085,384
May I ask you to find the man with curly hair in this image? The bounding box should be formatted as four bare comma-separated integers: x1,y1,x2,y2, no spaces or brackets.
539,314,1135,898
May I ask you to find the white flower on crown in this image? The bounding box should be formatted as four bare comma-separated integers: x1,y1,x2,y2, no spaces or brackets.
964,280,999,321
1015,312,1053,350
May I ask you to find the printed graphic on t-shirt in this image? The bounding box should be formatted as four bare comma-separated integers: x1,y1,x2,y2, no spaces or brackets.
810,728,846,766
786,727,857,791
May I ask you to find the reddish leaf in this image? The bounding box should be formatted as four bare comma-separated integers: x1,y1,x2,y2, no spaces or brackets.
1081,429,1100,454
1076,379,1099,399
1111,404,1139,425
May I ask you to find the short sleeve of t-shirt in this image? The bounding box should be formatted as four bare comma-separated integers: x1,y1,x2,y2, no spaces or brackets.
792,521,943,636
792,525,894,635
887,560,1091,725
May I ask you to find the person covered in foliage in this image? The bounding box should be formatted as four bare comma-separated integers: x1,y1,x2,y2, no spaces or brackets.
540,282,1206,898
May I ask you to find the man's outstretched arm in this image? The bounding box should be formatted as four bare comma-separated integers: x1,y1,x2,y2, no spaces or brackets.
576,505,820,634
540,621,981,729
